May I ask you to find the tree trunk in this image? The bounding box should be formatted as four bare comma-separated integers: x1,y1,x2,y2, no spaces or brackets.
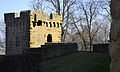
89,38,92,51
110,0,120,72
57,0,60,14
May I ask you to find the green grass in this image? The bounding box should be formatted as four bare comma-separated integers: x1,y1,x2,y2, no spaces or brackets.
40,52,111,72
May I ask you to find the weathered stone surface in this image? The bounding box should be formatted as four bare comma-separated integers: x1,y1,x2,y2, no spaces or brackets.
23,43,78,60
93,43,110,52
29,10,62,48
110,0,120,72
0,54,42,72
4,10,63,55
0,43,78,72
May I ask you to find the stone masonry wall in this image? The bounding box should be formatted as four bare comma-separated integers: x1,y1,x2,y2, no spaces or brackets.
0,43,78,72
4,12,30,55
23,43,78,60
0,54,42,72
4,10,63,55
93,43,110,52
30,10,62,48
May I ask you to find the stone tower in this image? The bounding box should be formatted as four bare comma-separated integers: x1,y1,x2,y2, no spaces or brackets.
4,10,62,55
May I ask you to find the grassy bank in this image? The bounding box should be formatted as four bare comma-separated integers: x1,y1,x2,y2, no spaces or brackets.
41,52,111,72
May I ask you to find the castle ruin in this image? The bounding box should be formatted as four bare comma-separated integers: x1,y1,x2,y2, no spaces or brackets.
4,10,63,55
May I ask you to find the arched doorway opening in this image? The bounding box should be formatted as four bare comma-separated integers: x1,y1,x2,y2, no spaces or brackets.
47,34,52,42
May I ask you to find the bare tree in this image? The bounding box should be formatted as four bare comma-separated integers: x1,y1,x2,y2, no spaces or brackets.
0,19,5,53
68,13,88,50
74,0,103,51
30,0,45,11
97,20,110,43
100,0,111,42
30,0,77,42
30,0,110,51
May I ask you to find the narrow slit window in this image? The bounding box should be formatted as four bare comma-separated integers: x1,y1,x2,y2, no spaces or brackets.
37,20,42,26
57,22,59,28
43,21,45,24
49,22,52,27
50,13,53,19
16,37,19,47
60,23,62,27
53,22,56,27
32,21,36,27
46,22,48,27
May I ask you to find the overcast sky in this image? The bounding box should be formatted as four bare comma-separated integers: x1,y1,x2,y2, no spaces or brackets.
0,0,30,20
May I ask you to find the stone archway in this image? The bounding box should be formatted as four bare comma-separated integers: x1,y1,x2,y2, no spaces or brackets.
47,34,52,42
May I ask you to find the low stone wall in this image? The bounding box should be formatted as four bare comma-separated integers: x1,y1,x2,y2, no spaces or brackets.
0,43,78,72
0,54,42,72
93,43,110,52
23,43,78,60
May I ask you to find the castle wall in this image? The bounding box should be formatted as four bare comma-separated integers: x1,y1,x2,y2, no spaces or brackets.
0,43,78,72
4,10,63,54
4,12,30,55
29,11,62,48
93,43,109,52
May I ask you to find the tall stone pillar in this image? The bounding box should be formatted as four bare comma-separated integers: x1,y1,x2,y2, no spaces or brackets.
110,0,120,72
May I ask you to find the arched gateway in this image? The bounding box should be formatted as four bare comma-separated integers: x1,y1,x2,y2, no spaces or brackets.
47,34,52,42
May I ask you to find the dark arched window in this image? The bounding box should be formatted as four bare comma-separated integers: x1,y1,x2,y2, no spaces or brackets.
33,14,37,27
47,34,52,42
33,21,36,27
37,20,42,26
60,23,62,27
50,13,53,19
53,22,56,27
57,22,59,28
49,22,52,27
43,21,45,24
46,22,48,27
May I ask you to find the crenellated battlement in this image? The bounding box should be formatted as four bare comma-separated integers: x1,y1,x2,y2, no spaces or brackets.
4,10,62,22
4,13,19,23
4,10,63,28
4,10,63,55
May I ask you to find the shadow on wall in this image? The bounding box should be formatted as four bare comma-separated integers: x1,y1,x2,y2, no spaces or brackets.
0,43,78,72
